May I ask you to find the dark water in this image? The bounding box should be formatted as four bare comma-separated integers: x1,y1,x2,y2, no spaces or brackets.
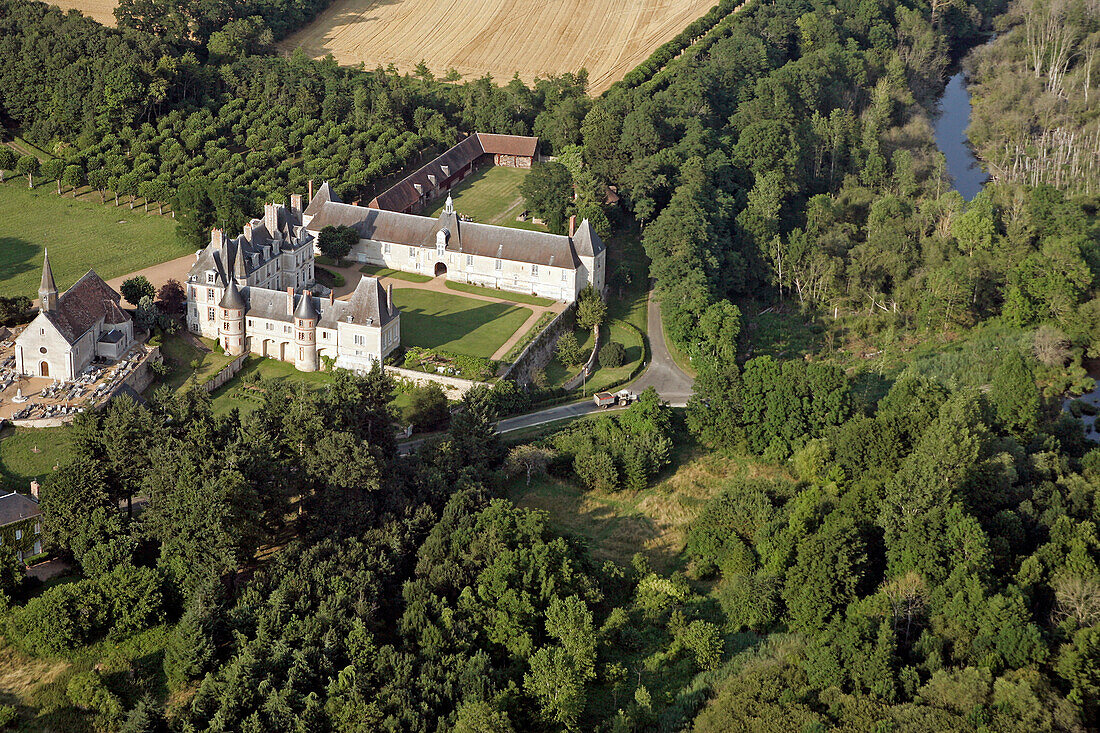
932,72,988,201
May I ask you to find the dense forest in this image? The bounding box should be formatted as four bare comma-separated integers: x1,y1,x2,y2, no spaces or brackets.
3,0,1100,728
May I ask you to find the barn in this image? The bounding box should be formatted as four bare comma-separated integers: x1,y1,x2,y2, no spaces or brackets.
368,133,539,214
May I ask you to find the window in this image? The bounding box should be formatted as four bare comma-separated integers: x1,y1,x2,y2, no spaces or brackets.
495,259,502,271
14,529,21,540
34,523,41,535
354,334,364,346
531,264,539,276
40,328,44,335
266,322,273,331
32,540,40,555
466,254,473,266
223,321,231,331
207,273,215,283
207,308,216,321
247,319,253,327
207,288,214,299
408,246,415,260
322,331,329,340
299,348,304,360
284,325,292,334
384,242,391,255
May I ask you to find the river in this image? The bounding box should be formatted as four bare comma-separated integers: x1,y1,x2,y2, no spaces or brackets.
932,72,989,201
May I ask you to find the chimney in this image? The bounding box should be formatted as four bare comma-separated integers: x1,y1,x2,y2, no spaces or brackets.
290,194,303,218
243,222,253,241
29,480,39,500
287,287,294,314
265,203,278,234
569,215,576,237
329,290,335,306
387,283,393,314
210,227,224,249
309,179,314,202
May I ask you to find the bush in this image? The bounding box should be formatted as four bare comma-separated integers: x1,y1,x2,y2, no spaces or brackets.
599,341,625,368
407,383,450,431
67,670,123,721
0,704,16,728
557,331,583,366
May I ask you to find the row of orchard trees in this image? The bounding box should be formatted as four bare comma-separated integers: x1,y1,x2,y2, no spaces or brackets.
0,147,170,211
0,0,593,244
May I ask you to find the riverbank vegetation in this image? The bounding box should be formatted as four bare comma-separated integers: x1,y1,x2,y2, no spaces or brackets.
967,0,1100,195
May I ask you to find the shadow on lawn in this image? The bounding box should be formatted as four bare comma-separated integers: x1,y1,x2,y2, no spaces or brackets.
0,236,38,286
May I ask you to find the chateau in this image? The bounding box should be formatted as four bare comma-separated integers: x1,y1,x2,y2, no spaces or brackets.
15,251,134,380
185,200,400,372
306,189,605,303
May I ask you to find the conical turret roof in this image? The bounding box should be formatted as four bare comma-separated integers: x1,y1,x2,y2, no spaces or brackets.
40,248,57,296
294,291,318,321
219,278,246,310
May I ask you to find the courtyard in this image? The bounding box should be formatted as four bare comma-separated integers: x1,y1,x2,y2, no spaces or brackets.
423,166,547,232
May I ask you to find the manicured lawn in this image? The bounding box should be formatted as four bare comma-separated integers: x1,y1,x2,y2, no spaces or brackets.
424,166,547,231
0,179,186,299
0,424,74,492
392,289,532,358
444,280,555,306
360,264,432,283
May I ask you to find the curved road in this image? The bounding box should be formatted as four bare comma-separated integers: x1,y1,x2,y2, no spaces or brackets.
493,290,694,433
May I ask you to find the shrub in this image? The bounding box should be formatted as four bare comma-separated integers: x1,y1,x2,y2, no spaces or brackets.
0,704,16,728
599,341,625,368
67,671,123,721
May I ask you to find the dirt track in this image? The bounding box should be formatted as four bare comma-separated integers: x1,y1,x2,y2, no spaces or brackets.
280,0,716,94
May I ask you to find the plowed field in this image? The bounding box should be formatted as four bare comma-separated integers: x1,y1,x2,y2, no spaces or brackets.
280,0,716,94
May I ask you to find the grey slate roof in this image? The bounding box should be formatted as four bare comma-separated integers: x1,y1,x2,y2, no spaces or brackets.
307,201,593,269
219,279,246,310
0,492,40,528
304,181,340,218
188,203,310,285
42,270,130,344
294,289,319,320
319,277,397,329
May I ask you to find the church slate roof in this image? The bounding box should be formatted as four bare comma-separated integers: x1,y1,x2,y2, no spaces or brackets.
306,201,594,269
0,492,40,528
40,248,57,295
43,270,130,344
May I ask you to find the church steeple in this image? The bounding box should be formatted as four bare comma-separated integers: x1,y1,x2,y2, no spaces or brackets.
443,195,454,215
39,248,58,313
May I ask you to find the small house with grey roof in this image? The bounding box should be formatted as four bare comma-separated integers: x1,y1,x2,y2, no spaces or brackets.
185,199,400,372
304,192,605,303
0,482,43,563
15,251,135,380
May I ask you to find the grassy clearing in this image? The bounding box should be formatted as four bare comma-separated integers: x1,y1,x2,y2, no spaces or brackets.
393,289,532,359
153,335,238,394
0,425,74,493
359,264,432,283
444,280,555,306
508,438,793,574
0,179,184,300
423,166,545,230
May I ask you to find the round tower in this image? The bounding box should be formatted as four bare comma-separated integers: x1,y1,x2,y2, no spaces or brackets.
294,290,319,372
218,279,246,357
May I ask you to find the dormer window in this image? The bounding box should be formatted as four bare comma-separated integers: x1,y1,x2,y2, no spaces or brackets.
207,273,215,284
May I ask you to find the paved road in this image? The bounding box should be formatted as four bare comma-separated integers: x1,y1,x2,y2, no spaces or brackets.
397,289,695,452
629,290,695,406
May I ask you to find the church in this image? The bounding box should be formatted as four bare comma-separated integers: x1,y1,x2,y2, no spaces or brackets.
185,200,400,373
14,251,135,380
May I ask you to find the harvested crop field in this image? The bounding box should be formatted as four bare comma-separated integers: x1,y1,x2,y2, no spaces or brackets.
280,0,717,94
46,0,116,25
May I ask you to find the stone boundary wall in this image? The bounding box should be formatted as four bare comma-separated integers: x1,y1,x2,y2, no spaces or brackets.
200,353,249,393
9,345,163,428
501,302,577,386
385,366,487,397
563,326,601,392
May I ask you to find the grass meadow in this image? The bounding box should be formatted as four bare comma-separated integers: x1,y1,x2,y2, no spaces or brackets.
0,179,184,300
